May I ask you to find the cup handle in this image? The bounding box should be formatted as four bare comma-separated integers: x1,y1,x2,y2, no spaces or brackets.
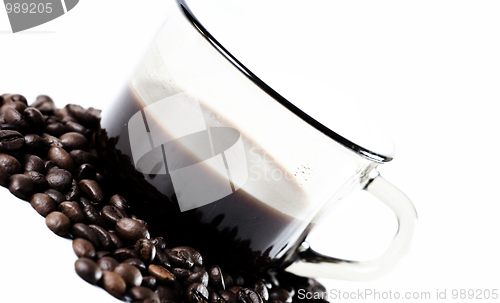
285,170,417,280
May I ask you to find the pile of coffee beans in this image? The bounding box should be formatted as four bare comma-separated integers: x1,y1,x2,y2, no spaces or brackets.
0,93,328,303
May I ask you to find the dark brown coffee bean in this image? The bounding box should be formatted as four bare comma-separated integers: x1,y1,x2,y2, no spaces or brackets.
168,247,195,269
46,167,73,192
75,257,102,285
209,266,225,290
23,154,45,173
219,290,237,303
71,223,100,247
73,238,96,259
23,134,45,155
171,267,191,281
0,130,24,152
0,124,21,132
229,286,242,294
44,122,68,137
0,165,10,187
238,288,263,303
44,160,55,172
59,201,85,223
4,107,29,132
43,188,65,204
47,146,75,172
30,193,56,217
154,249,171,269
114,263,143,288
252,281,269,302
42,134,63,148
31,95,55,115
268,288,291,303
69,149,96,167
65,104,101,127
141,276,157,289
123,258,147,275
46,211,71,236
78,196,92,208
3,94,27,105
78,179,104,204
109,231,124,249
95,172,104,183
23,171,49,191
23,107,44,130
59,132,89,151
186,282,209,303
96,251,112,259
156,285,177,302
115,218,150,244
113,248,139,262
9,174,34,200
98,256,120,271
82,204,106,227
135,238,156,264
102,270,127,299
1,101,27,115
101,205,127,227
148,264,175,285
128,286,160,303
109,194,129,211
65,121,90,136
0,153,21,174
186,270,209,287
88,224,114,251
76,163,96,181
151,236,166,251
65,179,80,201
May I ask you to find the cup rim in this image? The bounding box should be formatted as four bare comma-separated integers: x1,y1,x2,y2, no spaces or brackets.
176,0,393,163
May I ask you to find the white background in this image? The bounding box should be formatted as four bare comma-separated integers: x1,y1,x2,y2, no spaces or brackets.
0,1,499,302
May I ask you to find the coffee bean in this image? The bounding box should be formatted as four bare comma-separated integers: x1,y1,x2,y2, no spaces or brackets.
186,270,209,287
186,282,209,303
128,286,160,303
96,251,112,259
78,179,104,204
114,263,143,288
222,274,234,290
65,179,80,201
141,276,157,289
252,281,269,302
98,256,120,271
229,286,242,294
101,205,127,227
59,201,85,223
0,165,10,187
65,104,101,127
4,94,27,105
69,149,96,167
135,238,156,264
73,238,96,259
209,265,225,290
43,188,65,204
108,231,124,249
82,204,106,227
237,288,263,303
31,95,55,115
122,258,146,275
171,267,191,281
0,130,24,152
89,224,114,251
219,290,237,303
65,121,90,137
42,134,63,148
1,101,27,115
59,132,89,151
76,163,96,181
78,196,92,208
148,264,175,285
45,123,68,137
23,171,49,191
45,211,71,236
168,247,195,269
47,146,75,172
0,153,21,174
115,218,150,244
154,249,172,269
23,134,45,155
9,174,34,200
113,248,139,262
4,107,29,132
71,223,100,248
102,270,127,299
0,124,22,132
44,160,55,172
151,236,166,251
30,193,56,217
156,285,177,302
23,154,45,173
46,167,73,192
268,288,292,303
75,257,102,285
109,194,129,211
23,107,44,131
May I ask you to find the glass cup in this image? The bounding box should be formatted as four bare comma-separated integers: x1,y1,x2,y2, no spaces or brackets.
97,0,417,279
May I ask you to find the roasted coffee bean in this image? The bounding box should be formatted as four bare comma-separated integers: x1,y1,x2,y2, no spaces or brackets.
65,121,90,137
102,270,127,299
252,281,269,302
219,290,237,303
128,286,160,303
141,276,157,289
98,256,120,271
172,267,191,281
209,265,225,290
114,263,143,288
30,193,56,217
109,194,129,211
101,205,127,227
75,257,102,285
0,130,24,152
96,251,112,259
59,201,85,223
4,107,29,132
65,104,101,127
45,211,71,236
0,124,22,132
45,123,67,137
23,171,49,191
95,172,104,183
168,247,195,269
78,196,92,208
1,101,27,115
115,218,150,244
23,134,45,155
59,132,88,151
89,224,114,251
154,249,171,269
238,288,263,303
43,188,65,204
186,282,209,303
65,179,80,201
31,95,55,115
3,94,27,105
156,285,177,302
9,174,34,200
71,223,100,248
268,288,292,303
151,236,166,251
0,165,10,187
45,116,61,125
123,258,147,275
108,231,124,249
113,248,139,262
23,154,45,173
44,160,55,172
186,270,209,287
47,146,75,172
78,179,104,204
42,134,63,148
229,286,242,294
46,167,73,192
73,238,96,259
82,204,106,227
69,149,96,167
135,238,156,264
76,163,96,181
23,107,44,130
148,264,175,285
0,153,21,174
